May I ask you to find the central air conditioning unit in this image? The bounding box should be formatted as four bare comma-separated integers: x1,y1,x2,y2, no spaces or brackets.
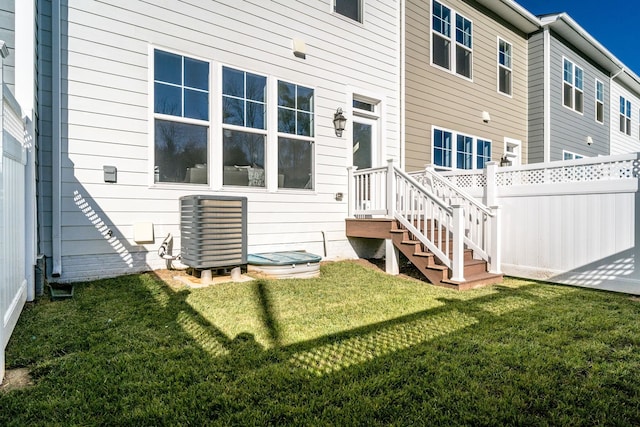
179,195,247,269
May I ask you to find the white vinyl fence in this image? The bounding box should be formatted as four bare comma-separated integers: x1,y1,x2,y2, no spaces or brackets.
411,155,640,294
1,56,34,382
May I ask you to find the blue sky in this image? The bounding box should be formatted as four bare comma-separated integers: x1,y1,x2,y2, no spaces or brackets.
516,0,640,75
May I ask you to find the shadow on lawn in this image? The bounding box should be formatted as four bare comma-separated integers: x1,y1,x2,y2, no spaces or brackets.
8,264,631,425
148,266,576,378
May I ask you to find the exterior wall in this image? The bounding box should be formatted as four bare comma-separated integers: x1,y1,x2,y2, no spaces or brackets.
0,0,15,92
405,0,529,172
37,0,401,282
610,80,640,154
547,33,610,160
527,31,545,163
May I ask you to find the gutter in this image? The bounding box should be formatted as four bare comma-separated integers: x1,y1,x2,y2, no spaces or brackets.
51,0,62,277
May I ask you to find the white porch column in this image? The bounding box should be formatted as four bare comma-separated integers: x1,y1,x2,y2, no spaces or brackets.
347,166,355,218
485,161,498,207
488,205,502,274
386,159,395,218
385,238,399,275
450,204,465,282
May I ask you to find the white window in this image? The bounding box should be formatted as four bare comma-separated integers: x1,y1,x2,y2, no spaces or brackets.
222,67,267,187
563,58,583,114
563,151,584,161
153,49,210,184
432,127,490,170
497,38,512,96
595,79,604,124
620,96,631,136
278,81,315,189
334,0,362,23
431,0,472,79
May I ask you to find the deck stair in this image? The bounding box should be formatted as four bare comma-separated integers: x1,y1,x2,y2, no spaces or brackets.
347,161,503,290
389,220,502,290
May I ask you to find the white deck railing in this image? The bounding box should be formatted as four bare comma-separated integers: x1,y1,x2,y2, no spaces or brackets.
349,160,501,281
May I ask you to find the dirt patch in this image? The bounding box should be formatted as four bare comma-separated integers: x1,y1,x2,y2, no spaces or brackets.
1,368,33,393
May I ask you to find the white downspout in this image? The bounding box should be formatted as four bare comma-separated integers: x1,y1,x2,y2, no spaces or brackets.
51,0,62,277
543,28,551,163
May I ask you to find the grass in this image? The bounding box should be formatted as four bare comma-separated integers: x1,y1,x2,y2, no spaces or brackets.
2,260,640,425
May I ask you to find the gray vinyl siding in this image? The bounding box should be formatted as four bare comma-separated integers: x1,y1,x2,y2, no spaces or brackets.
37,0,53,258
405,0,529,172
548,33,609,160
36,0,400,282
527,31,545,163
0,0,15,92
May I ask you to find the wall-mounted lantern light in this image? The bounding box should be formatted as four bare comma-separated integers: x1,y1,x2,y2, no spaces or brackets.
0,41,9,59
500,155,512,167
333,108,347,137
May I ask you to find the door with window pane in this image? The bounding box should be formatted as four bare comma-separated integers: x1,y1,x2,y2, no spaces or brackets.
352,117,376,170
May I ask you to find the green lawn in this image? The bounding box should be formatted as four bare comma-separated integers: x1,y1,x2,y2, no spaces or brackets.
2,261,640,426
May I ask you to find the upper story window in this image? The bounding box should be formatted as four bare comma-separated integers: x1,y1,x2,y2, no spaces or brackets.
497,38,512,96
334,0,362,23
278,81,315,189
620,96,631,136
431,1,472,79
153,49,209,184
595,79,604,124
563,58,583,114
222,66,267,188
433,127,490,170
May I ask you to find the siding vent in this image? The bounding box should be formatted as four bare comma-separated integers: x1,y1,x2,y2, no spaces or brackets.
180,195,247,269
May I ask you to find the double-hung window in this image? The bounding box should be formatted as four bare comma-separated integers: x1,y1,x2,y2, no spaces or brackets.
433,127,490,170
153,49,209,184
563,58,583,113
595,79,604,124
334,0,362,23
498,38,512,96
222,67,267,187
278,81,315,189
563,151,584,161
620,96,631,135
431,0,472,79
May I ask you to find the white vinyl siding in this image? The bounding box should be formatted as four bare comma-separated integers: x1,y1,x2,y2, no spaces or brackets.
36,0,400,282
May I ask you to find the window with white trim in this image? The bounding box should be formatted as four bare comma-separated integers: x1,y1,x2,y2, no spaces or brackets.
595,79,604,124
222,66,267,187
563,58,583,114
563,151,584,160
334,0,362,22
432,127,490,170
278,81,315,189
153,49,209,184
620,96,631,136
477,139,491,169
498,38,512,96
431,0,472,79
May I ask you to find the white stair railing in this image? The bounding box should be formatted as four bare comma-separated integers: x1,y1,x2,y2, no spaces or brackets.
350,160,472,282
409,166,499,273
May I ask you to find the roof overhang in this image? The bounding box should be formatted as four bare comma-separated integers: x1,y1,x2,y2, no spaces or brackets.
474,0,540,33
539,13,640,93
539,13,622,74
